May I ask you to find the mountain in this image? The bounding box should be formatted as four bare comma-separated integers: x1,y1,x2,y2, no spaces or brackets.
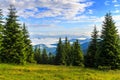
33,38,90,55
34,44,56,54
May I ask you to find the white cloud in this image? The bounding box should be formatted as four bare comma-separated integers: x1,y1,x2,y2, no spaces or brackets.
31,38,58,47
114,4,120,7
113,10,120,13
30,31,90,46
88,10,93,14
104,1,110,5
113,15,120,21
112,0,118,3
0,0,93,20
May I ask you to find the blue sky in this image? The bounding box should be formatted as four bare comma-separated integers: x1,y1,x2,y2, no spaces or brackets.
0,0,120,45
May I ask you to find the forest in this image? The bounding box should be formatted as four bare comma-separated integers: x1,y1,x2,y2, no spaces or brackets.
0,5,120,71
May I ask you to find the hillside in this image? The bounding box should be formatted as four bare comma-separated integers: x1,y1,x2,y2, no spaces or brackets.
0,64,120,80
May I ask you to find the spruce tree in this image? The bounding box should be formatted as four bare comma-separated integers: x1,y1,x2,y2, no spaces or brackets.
97,12,120,69
48,52,55,64
64,37,72,65
72,40,84,66
0,9,4,62
34,46,42,64
85,26,99,67
55,38,65,65
2,5,26,64
22,23,34,63
41,48,48,64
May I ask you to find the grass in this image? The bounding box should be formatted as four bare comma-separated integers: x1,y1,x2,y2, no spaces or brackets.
0,64,120,80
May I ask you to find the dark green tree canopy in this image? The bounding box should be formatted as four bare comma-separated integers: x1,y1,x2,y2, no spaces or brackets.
1,5,26,64
97,12,120,69
55,37,65,65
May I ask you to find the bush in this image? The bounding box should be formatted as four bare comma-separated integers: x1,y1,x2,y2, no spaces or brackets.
98,66,111,70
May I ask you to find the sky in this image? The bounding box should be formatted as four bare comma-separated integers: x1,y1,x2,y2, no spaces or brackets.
0,0,120,45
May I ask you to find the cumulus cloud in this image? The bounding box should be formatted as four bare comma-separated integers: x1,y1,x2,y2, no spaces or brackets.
0,0,93,20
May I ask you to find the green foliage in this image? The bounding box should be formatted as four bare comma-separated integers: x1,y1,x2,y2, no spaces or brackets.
1,5,30,64
64,37,72,66
98,66,111,70
48,52,55,64
34,46,42,64
22,23,34,63
55,38,65,65
97,12,120,69
85,26,99,67
0,9,4,62
42,48,48,64
55,37,84,66
72,40,84,66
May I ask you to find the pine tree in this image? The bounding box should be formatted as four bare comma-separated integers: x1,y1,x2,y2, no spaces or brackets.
2,5,26,64
34,46,42,64
72,40,84,66
0,9,4,62
41,48,48,64
22,23,34,63
97,12,120,69
85,26,99,67
55,38,65,65
48,52,55,64
64,37,72,66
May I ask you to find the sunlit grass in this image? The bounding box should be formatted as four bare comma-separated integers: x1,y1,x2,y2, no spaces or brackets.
0,64,120,80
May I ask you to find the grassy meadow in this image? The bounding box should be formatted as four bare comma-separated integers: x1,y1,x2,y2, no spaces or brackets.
0,64,120,80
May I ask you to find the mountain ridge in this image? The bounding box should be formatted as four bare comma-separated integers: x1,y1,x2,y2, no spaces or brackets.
33,38,90,54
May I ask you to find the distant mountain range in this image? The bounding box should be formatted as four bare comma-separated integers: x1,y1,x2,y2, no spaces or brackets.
33,37,90,55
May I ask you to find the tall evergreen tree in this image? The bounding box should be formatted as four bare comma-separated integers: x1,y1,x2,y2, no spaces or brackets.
2,5,26,64
85,26,99,67
55,38,65,65
64,37,72,65
0,9,4,62
34,46,42,64
72,40,84,66
0,9,3,24
22,23,34,63
97,12,120,69
41,48,48,64
48,52,55,64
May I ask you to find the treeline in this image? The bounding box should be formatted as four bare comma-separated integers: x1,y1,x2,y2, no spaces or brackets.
55,12,120,70
34,12,120,70
0,5,34,64
85,13,120,70
34,47,55,64
34,37,84,66
55,37,84,66
0,5,120,70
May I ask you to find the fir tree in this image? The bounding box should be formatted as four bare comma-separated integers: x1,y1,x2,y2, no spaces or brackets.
64,37,72,66
85,26,99,67
97,12,120,69
41,48,48,64
55,38,65,65
34,46,42,64
0,9,4,62
72,40,84,66
48,52,55,64
22,23,34,63
2,5,26,64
